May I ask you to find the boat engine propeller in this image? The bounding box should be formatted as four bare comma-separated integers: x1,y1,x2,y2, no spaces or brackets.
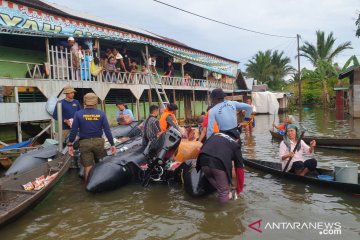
141,127,181,187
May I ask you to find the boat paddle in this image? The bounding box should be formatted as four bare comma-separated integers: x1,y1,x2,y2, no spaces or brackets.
282,131,305,176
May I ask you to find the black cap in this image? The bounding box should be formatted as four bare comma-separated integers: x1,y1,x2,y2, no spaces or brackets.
167,103,178,111
210,88,225,99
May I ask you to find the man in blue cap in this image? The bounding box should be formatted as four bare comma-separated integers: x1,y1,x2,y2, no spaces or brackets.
207,88,253,140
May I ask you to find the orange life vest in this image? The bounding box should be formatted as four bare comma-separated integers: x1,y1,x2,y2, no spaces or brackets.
159,108,178,132
204,112,219,133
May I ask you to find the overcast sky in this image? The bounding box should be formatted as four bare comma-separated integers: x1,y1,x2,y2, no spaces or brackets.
54,0,360,71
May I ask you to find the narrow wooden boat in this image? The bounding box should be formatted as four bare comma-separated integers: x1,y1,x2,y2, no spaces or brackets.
269,130,360,150
0,153,71,227
243,158,360,194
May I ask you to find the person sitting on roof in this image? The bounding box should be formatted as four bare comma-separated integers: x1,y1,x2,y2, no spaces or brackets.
279,124,317,176
273,115,294,135
116,102,135,125
159,103,179,132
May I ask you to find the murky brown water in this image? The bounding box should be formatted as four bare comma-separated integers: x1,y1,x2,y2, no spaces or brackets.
1,107,359,240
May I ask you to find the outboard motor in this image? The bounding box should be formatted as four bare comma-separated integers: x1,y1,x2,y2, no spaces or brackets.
142,127,182,186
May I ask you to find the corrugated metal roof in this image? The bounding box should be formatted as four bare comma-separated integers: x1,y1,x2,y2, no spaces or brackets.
3,0,239,76
35,0,235,63
41,0,163,40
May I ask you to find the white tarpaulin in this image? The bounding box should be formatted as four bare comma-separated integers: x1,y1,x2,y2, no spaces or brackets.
252,92,279,114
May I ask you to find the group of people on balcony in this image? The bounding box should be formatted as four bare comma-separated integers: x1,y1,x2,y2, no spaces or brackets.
52,37,224,87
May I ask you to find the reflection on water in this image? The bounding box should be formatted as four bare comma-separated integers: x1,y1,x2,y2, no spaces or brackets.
1,107,359,240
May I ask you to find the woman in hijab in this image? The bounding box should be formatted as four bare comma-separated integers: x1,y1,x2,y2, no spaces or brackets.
279,124,317,176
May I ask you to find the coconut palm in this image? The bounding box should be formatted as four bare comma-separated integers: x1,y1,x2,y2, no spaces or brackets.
299,30,352,66
270,50,294,83
302,60,339,104
246,50,293,90
342,55,359,71
246,50,272,84
299,31,352,106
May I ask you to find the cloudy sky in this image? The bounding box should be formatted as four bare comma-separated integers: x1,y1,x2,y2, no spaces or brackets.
54,0,360,71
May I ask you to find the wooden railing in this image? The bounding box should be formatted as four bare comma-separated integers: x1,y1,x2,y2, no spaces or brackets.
1,45,234,91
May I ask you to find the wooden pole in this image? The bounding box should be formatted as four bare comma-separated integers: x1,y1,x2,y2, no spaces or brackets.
181,63,185,78
45,38,50,63
145,45,149,65
14,87,22,143
101,99,106,113
297,34,302,111
192,89,196,119
148,89,152,106
136,98,141,120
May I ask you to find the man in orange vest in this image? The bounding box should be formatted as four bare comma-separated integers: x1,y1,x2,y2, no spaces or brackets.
159,103,179,132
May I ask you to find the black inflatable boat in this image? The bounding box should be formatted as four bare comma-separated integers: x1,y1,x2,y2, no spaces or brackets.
5,144,59,176
86,127,183,192
86,127,216,198
5,123,143,176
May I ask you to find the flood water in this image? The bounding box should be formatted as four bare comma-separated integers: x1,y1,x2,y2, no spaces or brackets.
1,107,359,240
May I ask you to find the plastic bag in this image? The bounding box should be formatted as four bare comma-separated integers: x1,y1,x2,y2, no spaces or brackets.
46,96,58,116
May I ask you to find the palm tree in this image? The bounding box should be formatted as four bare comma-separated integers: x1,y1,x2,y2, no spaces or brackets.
342,55,359,71
300,31,352,66
246,50,272,84
246,50,293,90
270,50,294,88
302,60,338,104
299,30,352,106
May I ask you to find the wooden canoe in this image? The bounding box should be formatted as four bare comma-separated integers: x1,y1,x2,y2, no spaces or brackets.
269,130,360,150
243,158,360,194
0,153,71,227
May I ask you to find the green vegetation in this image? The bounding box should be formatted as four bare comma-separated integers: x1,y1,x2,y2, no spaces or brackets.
245,50,294,90
299,30,352,107
245,30,355,107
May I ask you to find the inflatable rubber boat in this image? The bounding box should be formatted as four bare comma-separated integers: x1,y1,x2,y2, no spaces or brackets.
86,127,216,197
5,144,59,176
86,127,183,192
5,123,143,176
111,121,143,138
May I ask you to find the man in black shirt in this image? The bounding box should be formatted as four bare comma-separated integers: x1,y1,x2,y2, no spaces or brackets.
196,131,245,203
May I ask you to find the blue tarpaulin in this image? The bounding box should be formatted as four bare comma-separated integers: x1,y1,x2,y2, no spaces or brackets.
0,140,32,151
